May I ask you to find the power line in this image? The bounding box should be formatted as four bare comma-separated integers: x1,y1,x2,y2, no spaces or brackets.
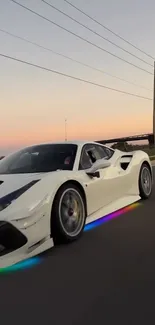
0,28,152,92
7,0,153,76
0,52,152,101
41,0,153,68
63,0,155,61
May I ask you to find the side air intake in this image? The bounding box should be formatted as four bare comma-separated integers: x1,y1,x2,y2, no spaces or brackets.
120,155,133,170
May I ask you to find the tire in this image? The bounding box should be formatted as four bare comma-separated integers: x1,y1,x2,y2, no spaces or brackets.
139,163,152,199
51,183,86,244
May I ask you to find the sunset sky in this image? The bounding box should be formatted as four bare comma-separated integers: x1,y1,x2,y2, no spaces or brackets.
0,0,155,155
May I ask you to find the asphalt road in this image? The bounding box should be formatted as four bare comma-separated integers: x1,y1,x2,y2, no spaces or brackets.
1,169,155,325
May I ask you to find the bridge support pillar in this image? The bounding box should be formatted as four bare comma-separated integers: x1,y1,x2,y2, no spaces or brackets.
153,61,155,146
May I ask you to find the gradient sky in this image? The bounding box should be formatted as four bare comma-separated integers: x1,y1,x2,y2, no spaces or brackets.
0,0,155,155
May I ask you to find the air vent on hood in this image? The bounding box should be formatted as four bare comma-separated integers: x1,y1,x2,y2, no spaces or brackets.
0,181,3,185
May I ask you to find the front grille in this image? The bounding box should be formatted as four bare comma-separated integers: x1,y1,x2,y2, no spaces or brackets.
0,221,27,256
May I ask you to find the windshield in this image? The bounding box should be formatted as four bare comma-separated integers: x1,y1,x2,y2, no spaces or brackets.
0,144,77,174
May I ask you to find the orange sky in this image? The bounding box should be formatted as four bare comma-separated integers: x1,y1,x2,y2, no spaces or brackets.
0,109,152,149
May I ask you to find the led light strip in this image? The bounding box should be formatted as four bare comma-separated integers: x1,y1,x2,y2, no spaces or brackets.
84,202,141,231
0,202,140,273
0,257,42,273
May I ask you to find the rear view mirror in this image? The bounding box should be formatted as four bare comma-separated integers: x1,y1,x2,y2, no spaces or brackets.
86,158,111,177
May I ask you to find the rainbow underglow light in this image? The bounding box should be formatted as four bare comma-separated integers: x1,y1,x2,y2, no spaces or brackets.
0,256,42,273
0,202,140,273
84,202,141,232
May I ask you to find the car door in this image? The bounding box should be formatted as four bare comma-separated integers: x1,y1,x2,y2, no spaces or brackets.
94,144,130,201
110,151,137,197
92,144,125,203
78,144,118,215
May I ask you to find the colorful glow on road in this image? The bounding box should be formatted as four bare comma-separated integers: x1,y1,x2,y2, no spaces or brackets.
0,256,42,273
84,202,141,231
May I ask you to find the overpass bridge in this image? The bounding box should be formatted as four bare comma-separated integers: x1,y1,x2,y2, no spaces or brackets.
97,133,154,147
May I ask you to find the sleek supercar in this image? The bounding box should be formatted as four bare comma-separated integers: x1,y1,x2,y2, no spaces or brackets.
0,141,153,267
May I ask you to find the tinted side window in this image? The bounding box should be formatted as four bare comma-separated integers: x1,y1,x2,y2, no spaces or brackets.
94,145,114,160
79,144,114,170
79,145,94,170
105,147,114,159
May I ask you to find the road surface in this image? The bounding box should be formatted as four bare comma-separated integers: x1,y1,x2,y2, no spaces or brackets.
1,169,155,325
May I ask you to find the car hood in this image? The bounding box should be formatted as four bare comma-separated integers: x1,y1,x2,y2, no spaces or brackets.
0,172,49,197
0,169,77,222
0,170,74,198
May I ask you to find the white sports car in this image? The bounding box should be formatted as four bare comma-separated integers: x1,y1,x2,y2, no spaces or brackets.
0,141,153,267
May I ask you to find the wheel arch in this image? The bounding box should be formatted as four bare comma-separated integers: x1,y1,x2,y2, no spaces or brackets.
50,180,87,236
141,160,153,179
138,160,153,199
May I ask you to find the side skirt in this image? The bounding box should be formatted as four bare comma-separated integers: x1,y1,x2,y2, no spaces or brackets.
86,195,141,225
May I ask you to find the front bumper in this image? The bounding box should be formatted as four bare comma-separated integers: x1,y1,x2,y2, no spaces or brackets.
0,215,54,269
0,221,27,256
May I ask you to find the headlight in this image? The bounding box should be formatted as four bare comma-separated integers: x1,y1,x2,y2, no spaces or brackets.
0,180,40,212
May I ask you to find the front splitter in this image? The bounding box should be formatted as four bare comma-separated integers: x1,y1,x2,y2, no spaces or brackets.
0,237,54,269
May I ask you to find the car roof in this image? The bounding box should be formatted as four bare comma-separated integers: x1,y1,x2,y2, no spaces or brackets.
23,140,101,148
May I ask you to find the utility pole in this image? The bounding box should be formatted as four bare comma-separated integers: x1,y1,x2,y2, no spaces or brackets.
65,118,67,141
153,61,155,145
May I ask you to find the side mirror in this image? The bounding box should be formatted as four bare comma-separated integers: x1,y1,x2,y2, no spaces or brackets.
86,158,111,177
